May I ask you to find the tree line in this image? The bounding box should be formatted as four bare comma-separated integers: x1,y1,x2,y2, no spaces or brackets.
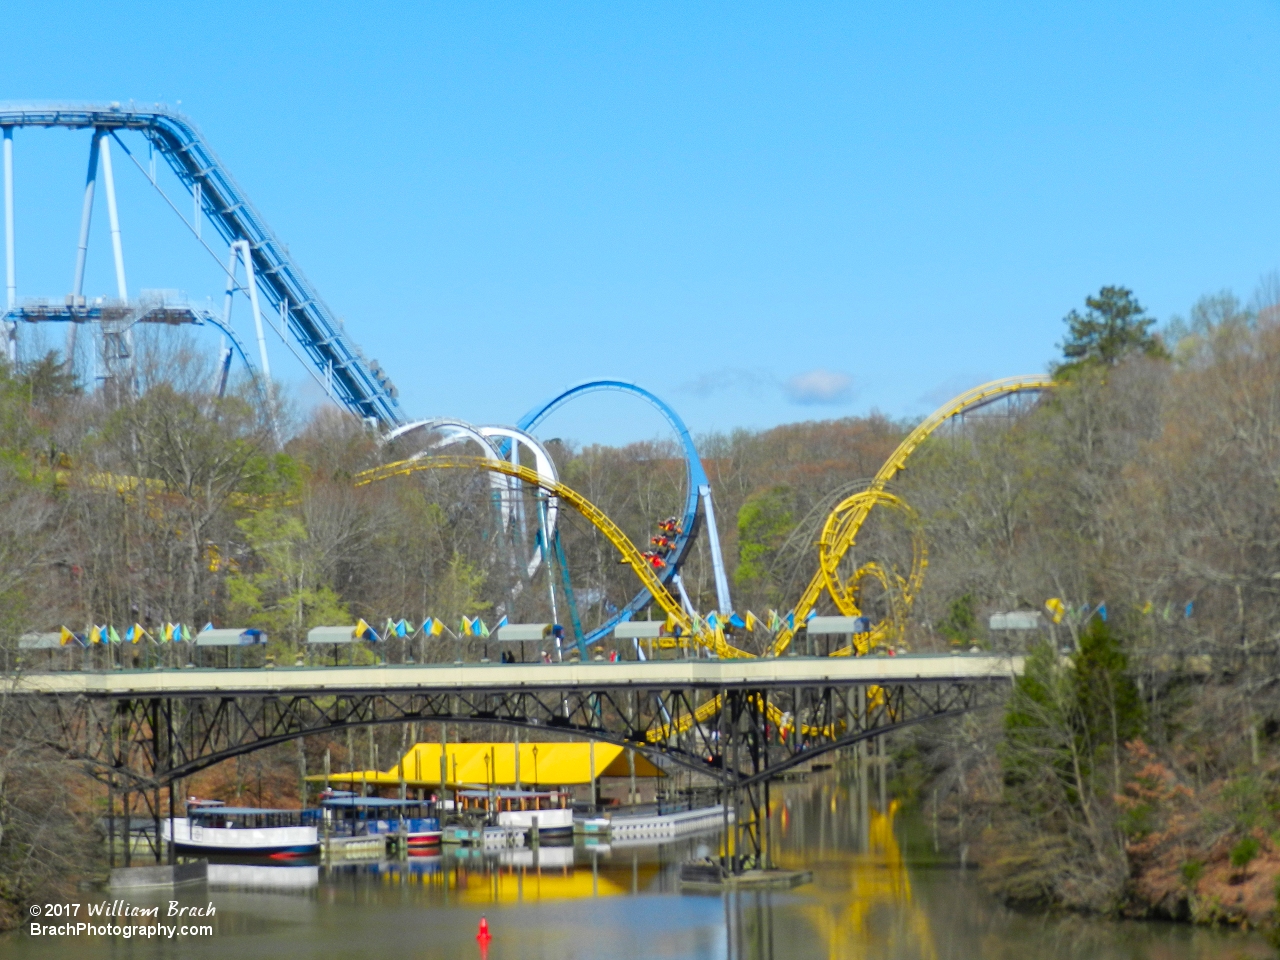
3,280,1280,925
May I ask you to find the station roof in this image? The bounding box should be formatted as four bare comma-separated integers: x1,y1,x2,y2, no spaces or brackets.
196,628,266,647
321,796,430,809
18,632,63,649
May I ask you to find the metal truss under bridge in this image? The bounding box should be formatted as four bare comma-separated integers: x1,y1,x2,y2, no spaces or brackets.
0,102,404,426
10,654,1020,869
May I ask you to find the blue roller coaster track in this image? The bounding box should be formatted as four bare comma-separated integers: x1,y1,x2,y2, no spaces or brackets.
1,105,736,637
518,379,733,645
0,102,405,426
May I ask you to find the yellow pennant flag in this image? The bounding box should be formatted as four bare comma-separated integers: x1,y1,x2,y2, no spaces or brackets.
59,626,77,646
744,611,759,632
430,618,444,637
1044,598,1066,625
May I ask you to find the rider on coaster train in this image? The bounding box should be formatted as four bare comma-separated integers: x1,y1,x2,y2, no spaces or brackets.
626,517,682,570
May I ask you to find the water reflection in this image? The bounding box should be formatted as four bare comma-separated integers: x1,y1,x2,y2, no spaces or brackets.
322,841,676,906
768,782,936,960
328,844,664,904
4,769,1274,960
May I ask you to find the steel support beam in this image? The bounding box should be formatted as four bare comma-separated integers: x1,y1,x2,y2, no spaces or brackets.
3,126,14,363
99,136,127,301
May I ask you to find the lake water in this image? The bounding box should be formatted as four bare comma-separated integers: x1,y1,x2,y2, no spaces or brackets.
5,772,1272,960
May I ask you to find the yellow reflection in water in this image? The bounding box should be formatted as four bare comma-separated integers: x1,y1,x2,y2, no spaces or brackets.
453,857,660,904
775,797,938,960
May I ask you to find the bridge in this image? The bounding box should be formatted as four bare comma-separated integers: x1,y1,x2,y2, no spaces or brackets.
8,653,1020,871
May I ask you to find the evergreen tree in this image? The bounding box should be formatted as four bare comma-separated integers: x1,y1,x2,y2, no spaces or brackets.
1055,286,1166,376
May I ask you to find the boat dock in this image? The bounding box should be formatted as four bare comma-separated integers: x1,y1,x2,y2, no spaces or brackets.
581,804,734,844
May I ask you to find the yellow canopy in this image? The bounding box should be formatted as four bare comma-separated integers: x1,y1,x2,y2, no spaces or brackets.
310,741,664,789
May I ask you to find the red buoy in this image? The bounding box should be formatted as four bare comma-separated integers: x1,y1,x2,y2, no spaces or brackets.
477,917,492,942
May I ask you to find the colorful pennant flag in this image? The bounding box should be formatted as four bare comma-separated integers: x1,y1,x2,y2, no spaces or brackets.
460,617,473,637
59,626,78,646
1044,598,1065,625
108,625,122,645
495,615,509,632
162,622,175,643
476,618,490,638
744,611,759,632
728,613,746,630
429,618,444,637
355,618,378,641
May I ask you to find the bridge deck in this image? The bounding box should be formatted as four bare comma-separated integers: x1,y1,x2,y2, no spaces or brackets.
9,653,1023,698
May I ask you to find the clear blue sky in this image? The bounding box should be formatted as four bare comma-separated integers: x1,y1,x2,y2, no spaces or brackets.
3,2,1279,444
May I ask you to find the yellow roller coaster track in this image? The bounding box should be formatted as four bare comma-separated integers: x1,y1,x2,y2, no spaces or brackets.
356,375,1054,741
668,374,1054,737
355,455,752,660
772,374,1056,658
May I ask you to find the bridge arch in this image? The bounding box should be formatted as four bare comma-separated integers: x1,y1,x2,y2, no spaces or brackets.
68,699,987,791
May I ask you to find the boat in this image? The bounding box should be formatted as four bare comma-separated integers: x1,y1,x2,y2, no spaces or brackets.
456,788,575,839
320,793,442,848
163,801,320,858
